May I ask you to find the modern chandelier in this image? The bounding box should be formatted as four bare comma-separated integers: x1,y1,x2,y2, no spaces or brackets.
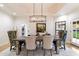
30,3,46,22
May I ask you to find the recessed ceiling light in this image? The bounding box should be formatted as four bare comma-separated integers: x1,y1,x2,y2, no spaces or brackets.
13,12,16,15
0,4,4,7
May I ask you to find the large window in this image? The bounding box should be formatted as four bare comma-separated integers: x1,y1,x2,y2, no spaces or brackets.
73,21,79,39
73,22,77,38
72,20,79,46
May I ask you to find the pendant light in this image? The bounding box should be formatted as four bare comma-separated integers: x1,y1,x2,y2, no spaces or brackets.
30,3,46,22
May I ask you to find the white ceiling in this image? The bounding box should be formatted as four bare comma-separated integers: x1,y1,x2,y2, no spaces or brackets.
0,3,79,17
56,3,79,16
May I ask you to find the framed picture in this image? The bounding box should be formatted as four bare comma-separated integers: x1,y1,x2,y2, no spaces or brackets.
36,23,46,32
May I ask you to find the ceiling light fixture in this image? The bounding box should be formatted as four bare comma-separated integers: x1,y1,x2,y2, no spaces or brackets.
30,3,46,22
0,4,4,7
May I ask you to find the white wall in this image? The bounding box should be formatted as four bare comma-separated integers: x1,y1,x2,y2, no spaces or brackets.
14,17,38,36
46,17,55,36
14,16,55,36
0,12,13,46
14,17,29,36
28,22,36,35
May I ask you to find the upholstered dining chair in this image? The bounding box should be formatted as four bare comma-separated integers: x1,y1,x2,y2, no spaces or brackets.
25,36,37,56
7,31,17,51
60,31,67,50
43,35,53,56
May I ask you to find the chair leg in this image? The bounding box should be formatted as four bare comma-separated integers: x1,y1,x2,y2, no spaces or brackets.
39,41,40,47
64,42,66,50
33,50,35,56
43,49,45,56
42,47,43,50
41,41,43,50
27,50,28,56
50,49,52,56
10,45,12,51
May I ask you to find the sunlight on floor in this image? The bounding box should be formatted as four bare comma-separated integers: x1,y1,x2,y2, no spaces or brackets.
71,47,79,54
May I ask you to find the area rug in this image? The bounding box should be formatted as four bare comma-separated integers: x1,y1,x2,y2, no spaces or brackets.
0,47,79,56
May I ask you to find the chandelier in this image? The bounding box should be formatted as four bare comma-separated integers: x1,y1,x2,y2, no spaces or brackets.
30,3,46,22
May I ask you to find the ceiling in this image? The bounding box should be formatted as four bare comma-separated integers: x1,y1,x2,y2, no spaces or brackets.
0,3,79,17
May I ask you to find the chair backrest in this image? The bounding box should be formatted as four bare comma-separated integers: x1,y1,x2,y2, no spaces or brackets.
8,31,17,43
25,36,37,50
43,35,53,49
36,35,43,41
62,31,67,41
58,30,64,38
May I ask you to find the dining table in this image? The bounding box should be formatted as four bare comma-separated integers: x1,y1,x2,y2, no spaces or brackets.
13,36,59,55
13,36,26,55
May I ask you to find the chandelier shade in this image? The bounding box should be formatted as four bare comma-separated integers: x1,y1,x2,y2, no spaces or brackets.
30,15,46,22
30,3,46,22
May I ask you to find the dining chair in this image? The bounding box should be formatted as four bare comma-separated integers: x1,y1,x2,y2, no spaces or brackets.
36,35,43,48
60,31,67,50
25,36,37,56
43,35,53,56
7,31,17,51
